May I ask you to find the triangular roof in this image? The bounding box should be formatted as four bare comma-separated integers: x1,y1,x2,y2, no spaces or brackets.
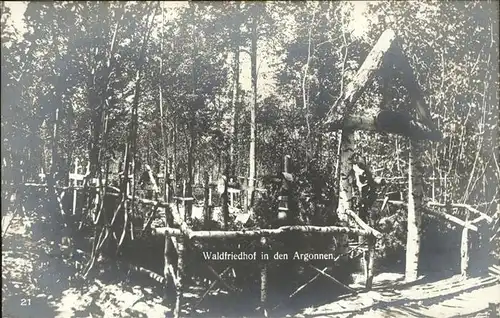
322,29,442,141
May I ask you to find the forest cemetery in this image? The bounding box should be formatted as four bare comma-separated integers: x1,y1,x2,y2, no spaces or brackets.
2,2,499,318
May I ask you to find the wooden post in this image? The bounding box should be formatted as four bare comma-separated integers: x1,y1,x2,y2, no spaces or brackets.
157,170,163,199
72,158,79,215
337,132,355,267
278,155,291,221
195,163,199,185
323,29,397,128
167,173,171,204
164,172,169,203
95,176,101,209
286,156,292,214
222,177,229,229
182,179,186,198
444,175,448,203
284,155,290,174
229,184,235,208
187,193,194,223
260,237,268,317
243,176,249,213
461,210,470,279
39,168,46,183
167,159,173,203
203,171,210,226
208,175,213,207
406,140,424,282
488,303,497,318
182,180,187,221
365,234,375,290
431,167,436,202
174,237,185,318
123,172,130,236
356,167,377,290
323,30,398,282
163,231,172,302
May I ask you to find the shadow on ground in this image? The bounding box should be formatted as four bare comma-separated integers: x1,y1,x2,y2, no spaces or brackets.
2,208,172,318
1,207,359,318
2,204,498,318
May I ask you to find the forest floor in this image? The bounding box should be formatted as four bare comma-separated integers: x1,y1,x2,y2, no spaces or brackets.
2,210,499,318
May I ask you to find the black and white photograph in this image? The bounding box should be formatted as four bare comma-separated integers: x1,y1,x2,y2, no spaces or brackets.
1,1,499,317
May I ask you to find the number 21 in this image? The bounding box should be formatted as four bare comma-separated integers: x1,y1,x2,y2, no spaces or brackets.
20,298,31,306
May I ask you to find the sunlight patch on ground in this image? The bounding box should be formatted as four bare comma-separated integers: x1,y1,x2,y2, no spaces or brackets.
3,216,171,318
300,271,500,318
3,211,498,318
52,281,169,318
3,1,27,37
2,251,34,282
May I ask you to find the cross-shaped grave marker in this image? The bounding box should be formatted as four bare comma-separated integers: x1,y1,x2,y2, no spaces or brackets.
320,29,442,284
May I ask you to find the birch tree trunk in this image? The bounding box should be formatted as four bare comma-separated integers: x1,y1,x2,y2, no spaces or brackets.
330,30,397,280
49,16,62,183
337,132,355,264
460,210,470,278
158,1,169,201
230,6,241,177
185,1,198,220
247,14,258,212
50,107,59,180
47,10,66,231
406,140,424,282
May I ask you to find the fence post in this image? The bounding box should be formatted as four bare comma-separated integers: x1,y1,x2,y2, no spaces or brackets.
461,210,470,279
174,237,185,318
405,140,424,282
260,236,268,317
365,234,375,289
222,176,229,229
163,232,173,304
72,158,79,215
278,155,291,221
337,132,355,275
230,184,235,208
182,180,187,221
203,171,210,226
208,175,213,207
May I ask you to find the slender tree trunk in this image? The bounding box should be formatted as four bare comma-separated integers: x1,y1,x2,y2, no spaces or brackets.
50,107,59,178
230,3,241,177
230,53,240,177
40,121,47,176
186,134,194,219
119,4,158,249
185,1,198,220
50,19,62,182
83,5,125,232
84,3,125,194
48,12,65,228
173,121,177,190
158,1,169,201
247,14,258,211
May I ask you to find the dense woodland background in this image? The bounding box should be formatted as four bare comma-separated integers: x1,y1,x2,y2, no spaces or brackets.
1,1,499,281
